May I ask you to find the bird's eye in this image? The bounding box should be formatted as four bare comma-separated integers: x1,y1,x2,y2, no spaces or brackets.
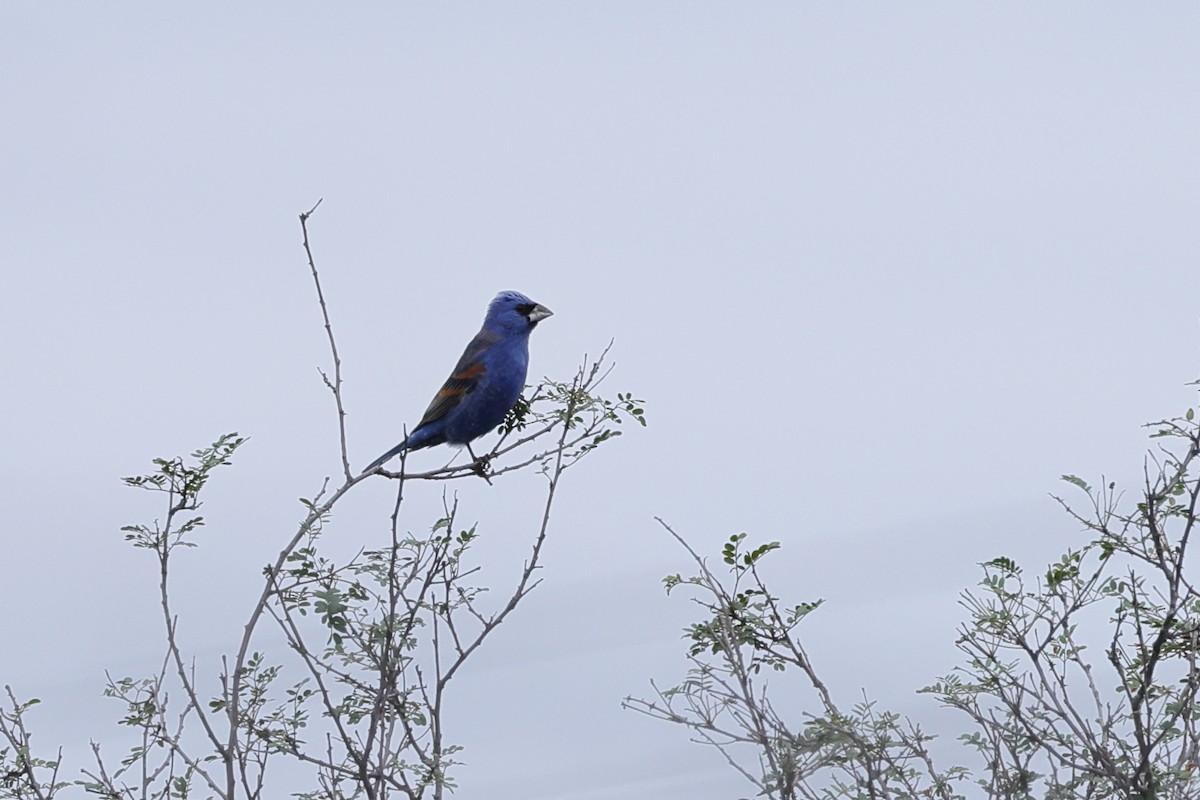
515,303,535,317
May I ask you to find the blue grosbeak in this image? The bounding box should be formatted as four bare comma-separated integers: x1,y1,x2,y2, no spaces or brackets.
366,291,553,471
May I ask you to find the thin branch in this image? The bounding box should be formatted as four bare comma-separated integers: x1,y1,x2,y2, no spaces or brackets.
299,199,353,483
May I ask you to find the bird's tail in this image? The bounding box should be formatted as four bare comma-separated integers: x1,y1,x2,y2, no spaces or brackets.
364,439,409,473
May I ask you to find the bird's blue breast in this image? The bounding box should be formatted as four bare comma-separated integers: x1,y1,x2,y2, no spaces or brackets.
441,338,528,444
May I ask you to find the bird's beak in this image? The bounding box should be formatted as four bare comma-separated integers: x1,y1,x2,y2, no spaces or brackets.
528,303,553,323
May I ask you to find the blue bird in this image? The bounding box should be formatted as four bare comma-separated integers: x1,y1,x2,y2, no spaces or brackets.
366,291,553,472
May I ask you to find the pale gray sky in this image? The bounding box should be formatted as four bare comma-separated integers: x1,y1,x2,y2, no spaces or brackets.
3,3,1199,798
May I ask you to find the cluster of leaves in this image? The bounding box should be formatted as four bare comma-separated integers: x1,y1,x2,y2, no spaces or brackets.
626,529,966,800
491,357,647,475
120,433,247,552
926,402,1200,800
1,690,68,800
665,534,820,674
262,504,487,798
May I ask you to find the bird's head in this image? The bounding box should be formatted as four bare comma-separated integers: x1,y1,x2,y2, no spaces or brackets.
485,290,553,334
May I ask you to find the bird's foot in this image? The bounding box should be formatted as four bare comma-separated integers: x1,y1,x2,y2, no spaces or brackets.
471,453,494,484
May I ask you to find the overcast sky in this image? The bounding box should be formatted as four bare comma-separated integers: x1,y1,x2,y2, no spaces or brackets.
3,3,1199,798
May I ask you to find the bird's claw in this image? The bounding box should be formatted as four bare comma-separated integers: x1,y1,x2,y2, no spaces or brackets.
471,454,494,484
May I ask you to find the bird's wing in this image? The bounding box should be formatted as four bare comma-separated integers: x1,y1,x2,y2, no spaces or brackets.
413,330,496,429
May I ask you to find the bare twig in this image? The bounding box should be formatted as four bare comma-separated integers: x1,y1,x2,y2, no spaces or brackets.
299,199,354,483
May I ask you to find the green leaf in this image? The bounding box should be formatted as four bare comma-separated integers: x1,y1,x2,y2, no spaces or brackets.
1060,474,1092,493
985,556,1020,575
